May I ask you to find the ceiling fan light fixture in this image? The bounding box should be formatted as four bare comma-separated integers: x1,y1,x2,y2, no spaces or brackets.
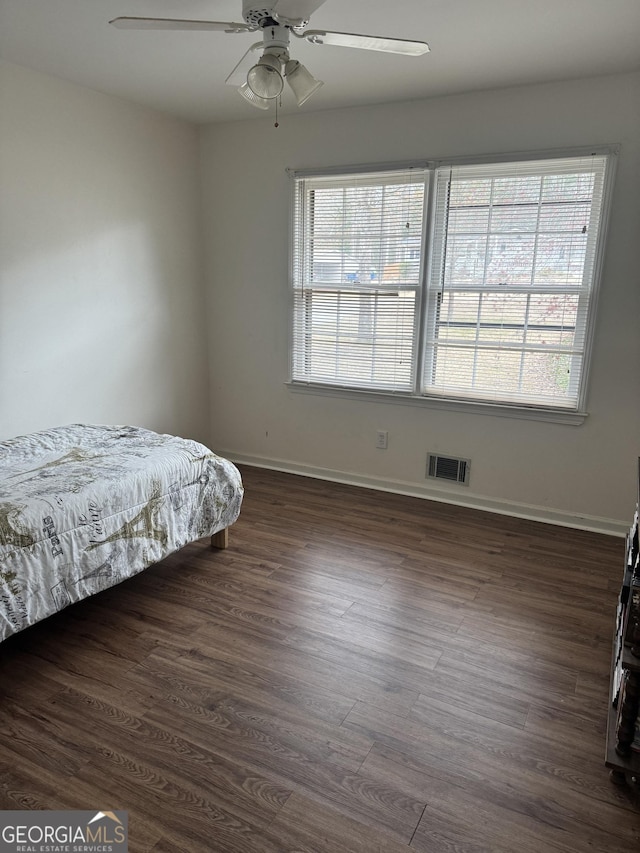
238,81,271,109
110,3,432,118
247,53,284,99
284,59,323,106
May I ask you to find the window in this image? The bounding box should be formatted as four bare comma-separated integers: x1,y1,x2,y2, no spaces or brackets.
290,150,614,417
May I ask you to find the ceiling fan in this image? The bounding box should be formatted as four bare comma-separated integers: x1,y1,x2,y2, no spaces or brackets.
110,0,430,111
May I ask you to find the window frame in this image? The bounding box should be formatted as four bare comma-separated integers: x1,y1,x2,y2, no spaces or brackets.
287,146,618,425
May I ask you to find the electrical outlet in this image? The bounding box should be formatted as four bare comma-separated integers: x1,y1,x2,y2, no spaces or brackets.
375,430,388,449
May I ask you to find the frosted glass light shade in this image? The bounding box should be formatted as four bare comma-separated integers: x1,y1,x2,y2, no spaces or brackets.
247,54,284,99
238,82,270,110
285,60,323,106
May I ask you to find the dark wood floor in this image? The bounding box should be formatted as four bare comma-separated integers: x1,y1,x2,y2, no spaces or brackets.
1,466,639,852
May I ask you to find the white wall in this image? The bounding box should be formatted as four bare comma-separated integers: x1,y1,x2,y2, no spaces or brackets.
200,72,640,533
0,61,210,444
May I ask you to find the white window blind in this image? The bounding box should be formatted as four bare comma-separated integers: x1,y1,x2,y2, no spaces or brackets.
291,168,427,392
290,151,613,415
423,155,609,408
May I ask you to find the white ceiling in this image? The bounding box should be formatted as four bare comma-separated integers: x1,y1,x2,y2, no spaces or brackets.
1,0,639,124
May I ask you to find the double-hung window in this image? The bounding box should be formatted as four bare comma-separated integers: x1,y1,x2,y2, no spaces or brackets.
290,149,615,418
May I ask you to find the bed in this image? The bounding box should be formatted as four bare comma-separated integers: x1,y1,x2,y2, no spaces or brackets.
0,424,243,642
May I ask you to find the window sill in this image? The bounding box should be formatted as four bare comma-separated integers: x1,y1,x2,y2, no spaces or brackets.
286,381,588,425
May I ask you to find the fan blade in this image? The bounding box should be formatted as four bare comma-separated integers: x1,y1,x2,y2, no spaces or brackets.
273,0,327,25
302,30,429,56
225,42,264,86
109,17,253,33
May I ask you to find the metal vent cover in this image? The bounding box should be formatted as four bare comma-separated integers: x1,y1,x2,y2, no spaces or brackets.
427,453,470,486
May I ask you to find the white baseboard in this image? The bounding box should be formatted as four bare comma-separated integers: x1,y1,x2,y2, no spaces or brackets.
219,450,628,538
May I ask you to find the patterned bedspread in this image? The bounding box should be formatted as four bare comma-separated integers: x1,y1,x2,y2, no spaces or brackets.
0,424,243,641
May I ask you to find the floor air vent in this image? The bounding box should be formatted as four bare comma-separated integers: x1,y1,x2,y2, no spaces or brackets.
427,453,470,486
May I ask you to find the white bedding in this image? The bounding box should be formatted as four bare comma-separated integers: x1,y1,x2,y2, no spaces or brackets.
0,424,243,641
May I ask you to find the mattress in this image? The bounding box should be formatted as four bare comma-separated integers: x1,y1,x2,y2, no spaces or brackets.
0,424,243,641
